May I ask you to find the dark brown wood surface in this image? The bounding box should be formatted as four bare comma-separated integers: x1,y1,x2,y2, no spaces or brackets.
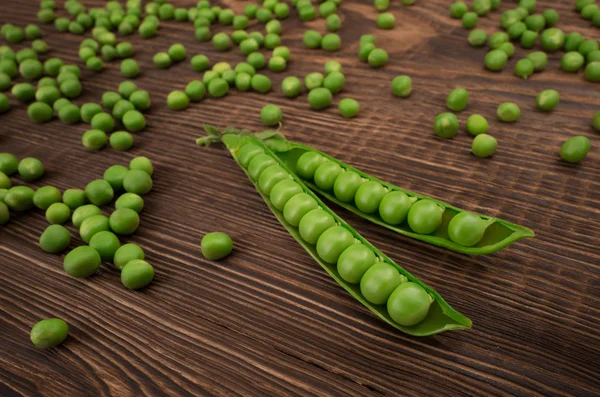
1,0,599,396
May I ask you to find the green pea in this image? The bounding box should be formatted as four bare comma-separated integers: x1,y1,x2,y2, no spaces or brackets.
281,76,302,98
63,189,87,209
269,179,303,211
468,29,488,47
308,88,332,110
540,28,565,52
323,72,344,94
579,40,599,57
64,246,101,277
90,112,115,133
201,232,233,260
238,143,264,167
367,48,388,68
260,104,282,126
71,204,101,228
472,134,498,158
358,43,375,62
488,32,509,49
114,243,144,270
588,50,600,63
542,9,559,26
377,12,395,29
497,103,520,122
17,157,44,181
304,72,323,91
332,171,362,203
466,114,489,136
446,88,468,111
80,214,109,243
561,52,585,73
33,186,61,210
0,153,18,175
450,2,468,18
325,14,341,32
472,0,491,16
168,43,186,62
109,208,139,235
378,191,414,225
527,51,548,72
258,165,289,196
298,5,316,21
102,92,121,110
560,136,591,163
30,318,68,349
81,129,107,151
39,224,71,253
338,98,359,118
122,169,153,196
407,199,443,234
185,80,206,102
447,212,488,246
295,152,326,180
248,153,277,181
335,244,376,284
485,49,507,71
524,14,544,32
167,90,189,110
434,112,459,138
115,193,144,213
85,179,114,206
360,263,404,305
507,23,526,40
520,30,538,49
103,165,128,191
27,101,53,123
316,226,355,264
191,54,210,72
250,74,271,93
314,162,343,191
515,58,534,79
581,4,598,19
575,0,595,11
296,208,334,245
462,12,478,29
585,62,600,82
355,181,387,214
4,186,34,211
536,89,559,112
0,200,7,223
153,52,171,69
0,172,10,190
283,193,319,227
52,98,70,113
564,32,585,52
89,231,120,261
387,282,432,326
303,30,322,49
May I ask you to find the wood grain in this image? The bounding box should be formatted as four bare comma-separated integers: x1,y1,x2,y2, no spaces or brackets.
1,0,599,396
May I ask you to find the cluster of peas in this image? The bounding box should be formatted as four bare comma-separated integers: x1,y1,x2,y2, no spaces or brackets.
294,151,491,247
77,30,137,75
451,0,600,82
237,142,433,327
435,87,594,163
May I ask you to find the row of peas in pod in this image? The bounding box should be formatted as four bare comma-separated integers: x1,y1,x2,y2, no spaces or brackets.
236,141,434,327
292,151,491,248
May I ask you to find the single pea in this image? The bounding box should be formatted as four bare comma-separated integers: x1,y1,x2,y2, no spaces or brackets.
33,186,61,210
283,193,319,227
338,98,359,118
298,5,316,21
212,33,232,52
378,191,413,225
260,104,283,126
264,33,281,50
44,202,70,225
129,90,150,112
85,179,114,206
121,260,154,289
64,246,101,277
515,58,534,79
360,263,404,305
323,72,345,94
390,75,412,98
498,42,515,59
113,243,145,270
316,226,355,264
183,80,205,102
527,51,547,72
52,98,70,113
167,90,189,110
368,48,388,68
39,224,71,253
448,212,488,246
61,189,86,210
120,59,140,78
0,72,10,92
19,59,43,81
250,74,271,94
268,56,286,72
191,54,210,72
30,318,69,349
319,1,337,17
575,0,595,11
450,1,468,18
274,3,290,19
585,62,600,82
168,43,186,62
485,49,508,71
581,4,599,19
468,29,488,47
387,282,432,326
355,181,387,214
561,52,585,73
27,101,53,123
256,7,273,22
207,78,229,97
0,59,18,79
86,56,103,72
0,93,9,113
123,169,152,195
129,156,153,177
359,34,376,46
472,0,492,15
536,89,559,112
296,208,335,245
564,32,585,52
79,103,102,124
58,103,80,124
121,110,145,133
235,62,256,76
0,153,18,176
407,199,444,234
101,92,120,110
238,143,265,168
102,165,127,192
305,72,324,91
324,61,342,76
71,204,101,228
308,88,332,110
17,157,44,181
201,232,233,260
520,30,538,49
81,129,107,151
79,214,110,243
11,83,38,103
153,52,171,69
588,50,600,63
472,134,498,158
303,30,322,49
446,88,468,111
434,113,459,138
116,42,134,58
249,155,278,182
232,72,250,91
542,9,559,26
281,76,302,98
258,165,289,196
90,112,115,133
37,9,56,24
4,186,35,211
540,28,565,52
507,22,526,40
268,179,301,211
519,0,536,13
464,114,488,136
462,12,478,29
524,14,545,32
495,103,520,123
377,12,395,30
314,162,343,191
59,79,82,100
488,32,509,49
578,40,599,57
560,136,591,163
0,171,10,189
89,231,121,261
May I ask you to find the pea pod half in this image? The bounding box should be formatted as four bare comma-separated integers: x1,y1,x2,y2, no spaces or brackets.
202,133,471,336
262,138,534,255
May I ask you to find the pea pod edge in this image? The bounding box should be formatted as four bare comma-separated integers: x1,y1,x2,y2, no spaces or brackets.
263,138,535,255
215,133,472,336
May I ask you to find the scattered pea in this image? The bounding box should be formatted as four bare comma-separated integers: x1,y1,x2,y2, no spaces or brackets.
468,29,488,47
497,103,520,122
281,76,302,98
123,169,152,195
434,113,459,138
39,224,71,253
560,136,591,163
33,186,61,210
260,104,282,126
45,202,70,225
167,90,189,110
368,48,388,68
472,134,497,157
515,58,534,79
201,232,233,260
30,318,68,349
338,98,359,118
536,89,559,112
4,186,35,211
446,88,468,111
63,245,101,277
308,88,332,110
485,49,508,71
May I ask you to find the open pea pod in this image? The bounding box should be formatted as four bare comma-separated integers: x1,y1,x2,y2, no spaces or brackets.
204,132,471,336
262,138,535,255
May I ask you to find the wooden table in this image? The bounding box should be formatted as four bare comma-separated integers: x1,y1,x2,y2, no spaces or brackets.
1,1,599,396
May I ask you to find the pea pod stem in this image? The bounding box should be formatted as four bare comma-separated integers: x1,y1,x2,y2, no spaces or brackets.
198,130,472,336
